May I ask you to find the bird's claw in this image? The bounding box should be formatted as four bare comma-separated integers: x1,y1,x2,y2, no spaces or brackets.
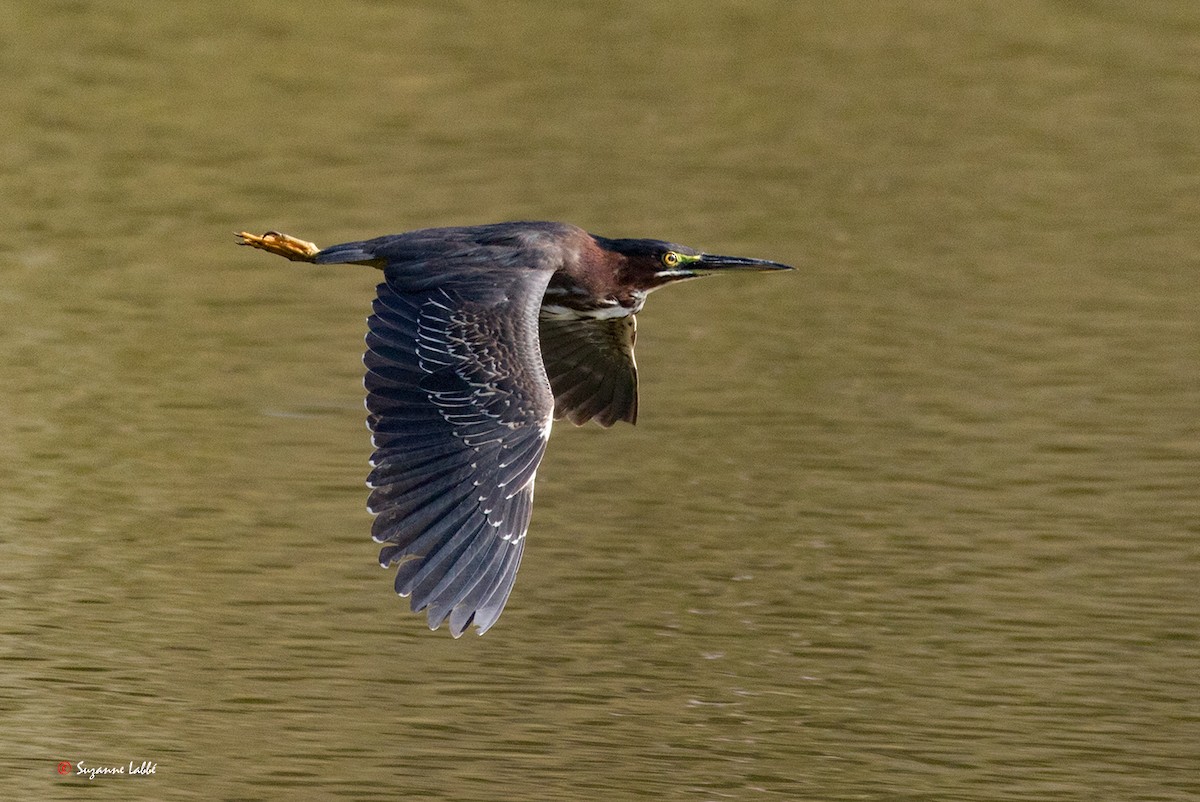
235,230,321,262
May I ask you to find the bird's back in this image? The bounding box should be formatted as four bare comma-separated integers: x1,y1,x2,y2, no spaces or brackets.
315,221,588,287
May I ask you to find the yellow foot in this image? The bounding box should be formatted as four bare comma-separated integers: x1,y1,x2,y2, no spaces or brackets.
235,230,321,262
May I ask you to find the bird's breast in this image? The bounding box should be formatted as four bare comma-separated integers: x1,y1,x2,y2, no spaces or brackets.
539,299,639,321
541,268,647,319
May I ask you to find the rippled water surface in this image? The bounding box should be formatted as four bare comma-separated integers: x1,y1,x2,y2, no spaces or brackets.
2,2,1198,800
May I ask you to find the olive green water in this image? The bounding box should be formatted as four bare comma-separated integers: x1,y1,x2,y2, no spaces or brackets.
2,1,1198,800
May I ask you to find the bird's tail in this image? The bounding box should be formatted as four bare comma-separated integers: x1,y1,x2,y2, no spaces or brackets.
311,241,388,267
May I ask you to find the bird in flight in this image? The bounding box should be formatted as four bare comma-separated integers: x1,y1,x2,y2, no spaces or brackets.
237,222,791,636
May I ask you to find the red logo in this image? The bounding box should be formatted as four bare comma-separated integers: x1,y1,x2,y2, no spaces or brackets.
56,761,72,775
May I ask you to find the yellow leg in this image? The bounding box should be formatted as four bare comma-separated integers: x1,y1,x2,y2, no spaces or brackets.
235,230,321,262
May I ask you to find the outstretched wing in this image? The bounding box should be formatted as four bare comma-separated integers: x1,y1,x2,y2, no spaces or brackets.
320,237,556,637
539,314,638,427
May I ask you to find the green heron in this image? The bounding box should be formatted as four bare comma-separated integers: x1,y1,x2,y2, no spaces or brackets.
236,222,791,636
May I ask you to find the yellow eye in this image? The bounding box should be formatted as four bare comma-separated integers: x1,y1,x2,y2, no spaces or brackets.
661,251,681,267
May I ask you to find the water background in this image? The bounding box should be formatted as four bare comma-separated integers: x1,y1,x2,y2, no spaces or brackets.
2,2,1197,799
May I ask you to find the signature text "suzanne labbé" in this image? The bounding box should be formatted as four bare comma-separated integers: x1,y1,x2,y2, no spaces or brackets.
75,760,157,780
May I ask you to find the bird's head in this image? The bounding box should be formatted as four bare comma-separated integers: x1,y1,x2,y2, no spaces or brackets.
594,236,793,293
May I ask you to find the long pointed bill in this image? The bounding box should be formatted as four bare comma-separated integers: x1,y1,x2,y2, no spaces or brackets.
651,251,794,282
695,253,794,273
